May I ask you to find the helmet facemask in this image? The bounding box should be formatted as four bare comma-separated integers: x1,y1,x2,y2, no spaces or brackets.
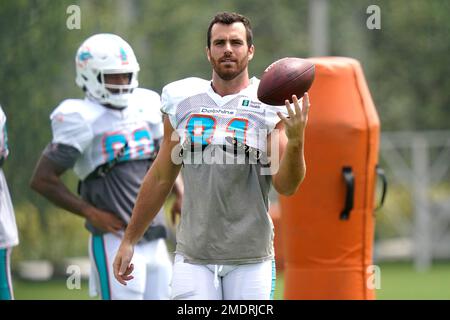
97,70,139,109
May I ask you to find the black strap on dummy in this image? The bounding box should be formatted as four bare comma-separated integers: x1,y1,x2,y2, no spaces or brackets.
340,166,355,220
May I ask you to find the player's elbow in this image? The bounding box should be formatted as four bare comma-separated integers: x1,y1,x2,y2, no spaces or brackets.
29,170,52,195
275,184,299,196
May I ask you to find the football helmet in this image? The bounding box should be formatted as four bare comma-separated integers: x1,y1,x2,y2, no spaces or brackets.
75,33,140,109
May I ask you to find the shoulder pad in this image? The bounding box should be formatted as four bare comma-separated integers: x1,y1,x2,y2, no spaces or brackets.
50,99,104,123
50,99,97,151
128,88,162,124
161,77,209,128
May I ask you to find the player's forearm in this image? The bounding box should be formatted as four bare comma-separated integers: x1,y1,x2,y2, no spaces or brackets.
30,155,95,219
273,139,306,196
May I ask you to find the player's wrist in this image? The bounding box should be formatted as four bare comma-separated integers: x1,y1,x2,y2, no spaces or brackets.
287,137,304,149
80,203,96,220
122,233,138,246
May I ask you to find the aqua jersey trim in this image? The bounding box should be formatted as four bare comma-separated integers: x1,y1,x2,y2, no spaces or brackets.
92,235,111,300
0,248,12,300
270,259,276,300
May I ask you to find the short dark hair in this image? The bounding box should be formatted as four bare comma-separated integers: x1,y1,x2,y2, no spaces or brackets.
207,12,253,49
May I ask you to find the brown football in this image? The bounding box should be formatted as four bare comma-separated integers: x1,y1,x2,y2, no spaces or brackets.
257,57,315,105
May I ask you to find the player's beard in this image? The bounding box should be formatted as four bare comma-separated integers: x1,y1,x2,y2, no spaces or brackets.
210,54,249,81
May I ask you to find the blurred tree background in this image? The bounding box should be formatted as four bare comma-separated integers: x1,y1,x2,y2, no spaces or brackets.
0,0,449,265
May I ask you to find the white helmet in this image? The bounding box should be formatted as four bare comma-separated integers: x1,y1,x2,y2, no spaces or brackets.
75,33,140,109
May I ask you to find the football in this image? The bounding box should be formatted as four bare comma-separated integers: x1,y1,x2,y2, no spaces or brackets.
257,57,315,105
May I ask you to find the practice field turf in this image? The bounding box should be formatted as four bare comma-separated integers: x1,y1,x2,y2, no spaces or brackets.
12,277,284,300
374,261,450,300
12,262,450,300
13,279,94,300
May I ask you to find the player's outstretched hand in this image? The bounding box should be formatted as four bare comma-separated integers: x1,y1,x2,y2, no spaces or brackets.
113,241,135,285
277,93,310,145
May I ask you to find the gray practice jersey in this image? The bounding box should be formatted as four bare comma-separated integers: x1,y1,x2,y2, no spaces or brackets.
161,77,288,265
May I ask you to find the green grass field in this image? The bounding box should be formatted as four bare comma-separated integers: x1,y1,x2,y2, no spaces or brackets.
374,262,450,300
12,262,450,300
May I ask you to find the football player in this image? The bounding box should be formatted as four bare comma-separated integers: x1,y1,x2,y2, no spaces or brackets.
114,12,310,299
0,104,19,300
30,34,179,300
